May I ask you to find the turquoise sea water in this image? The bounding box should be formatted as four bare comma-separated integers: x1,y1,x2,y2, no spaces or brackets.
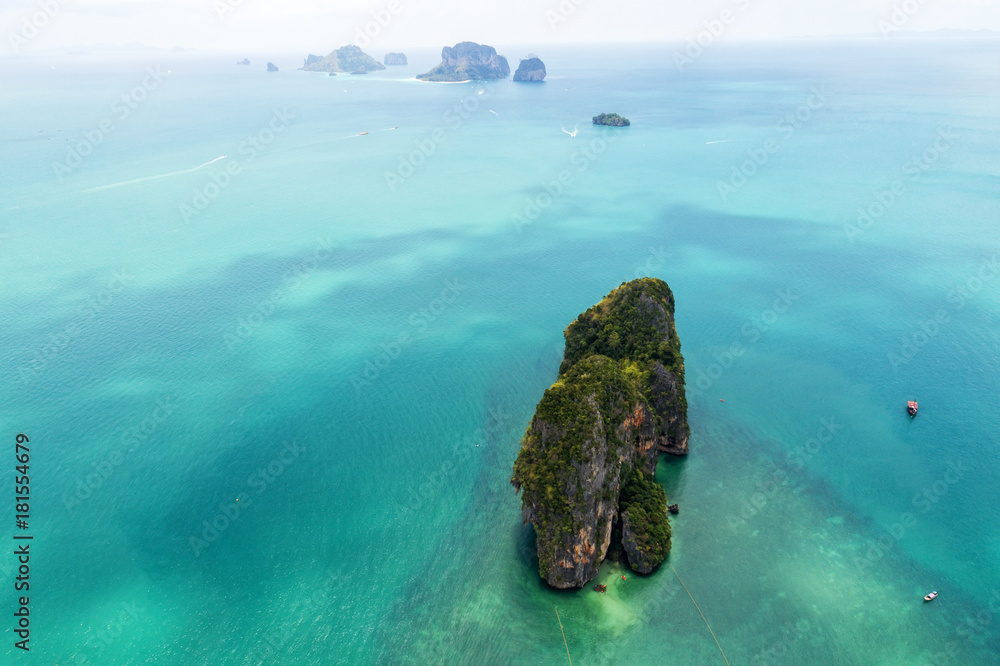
1,40,999,663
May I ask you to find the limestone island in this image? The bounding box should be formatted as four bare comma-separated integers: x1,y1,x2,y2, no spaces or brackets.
266,62,278,72
593,113,630,127
513,56,546,82
511,278,689,589
384,52,408,66
417,42,510,82
237,58,250,66
301,45,385,74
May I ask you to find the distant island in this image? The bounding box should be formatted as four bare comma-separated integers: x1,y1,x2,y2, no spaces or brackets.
266,62,278,72
594,113,630,126
236,58,250,66
384,52,408,66
417,42,510,82
513,56,546,82
511,278,689,589
301,45,385,74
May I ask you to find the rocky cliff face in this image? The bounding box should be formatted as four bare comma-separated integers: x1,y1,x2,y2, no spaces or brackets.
560,278,689,455
512,356,658,588
513,57,546,82
417,42,510,81
512,278,688,589
384,52,407,66
301,45,385,73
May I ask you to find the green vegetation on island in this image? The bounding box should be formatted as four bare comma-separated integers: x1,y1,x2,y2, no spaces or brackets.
561,277,689,453
511,278,689,589
620,468,672,573
513,56,546,82
593,113,630,127
417,42,510,82
301,45,385,74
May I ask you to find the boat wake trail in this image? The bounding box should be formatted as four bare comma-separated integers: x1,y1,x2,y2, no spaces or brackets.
82,156,228,193
705,140,738,145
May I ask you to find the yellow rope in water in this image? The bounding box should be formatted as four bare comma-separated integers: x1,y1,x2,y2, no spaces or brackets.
554,607,573,666
671,566,730,666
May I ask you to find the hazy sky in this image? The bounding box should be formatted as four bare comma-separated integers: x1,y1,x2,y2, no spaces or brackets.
2,0,998,55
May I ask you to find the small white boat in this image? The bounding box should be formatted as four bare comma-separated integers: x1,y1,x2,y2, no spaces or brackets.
924,591,938,602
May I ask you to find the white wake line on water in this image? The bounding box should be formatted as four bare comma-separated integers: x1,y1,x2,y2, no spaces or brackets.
705,140,739,145
328,127,398,142
82,155,228,193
